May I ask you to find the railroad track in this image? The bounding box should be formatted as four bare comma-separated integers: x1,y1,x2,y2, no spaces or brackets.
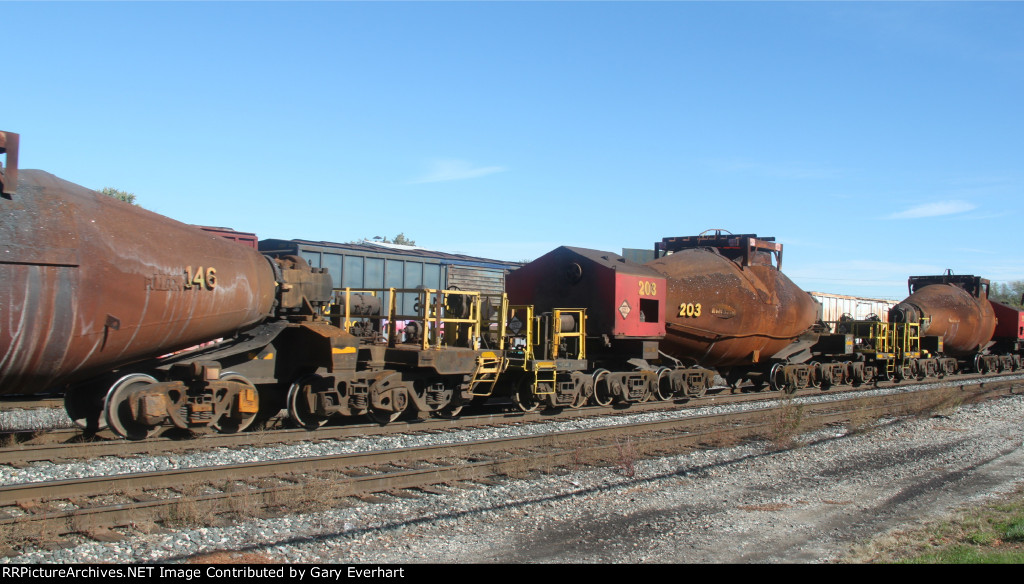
2,375,1021,543
1,370,1012,462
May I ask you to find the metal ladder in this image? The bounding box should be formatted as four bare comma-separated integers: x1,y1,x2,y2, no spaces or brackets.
469,353,505,397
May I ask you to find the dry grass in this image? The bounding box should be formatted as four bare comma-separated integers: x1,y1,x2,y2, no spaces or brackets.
571,442,601,470
162,484,214,527
495,456,536,479
615,438,639,477
295,477,348,513
226,491,259,519
768,399,805,451
0,516,62,552
0,523,19,554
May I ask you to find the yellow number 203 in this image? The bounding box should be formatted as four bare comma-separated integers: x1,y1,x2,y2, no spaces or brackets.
637,280,657,296
678,302,702,317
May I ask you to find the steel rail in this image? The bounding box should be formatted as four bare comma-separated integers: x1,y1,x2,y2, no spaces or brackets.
2,377,1020,540
4,371,1019,466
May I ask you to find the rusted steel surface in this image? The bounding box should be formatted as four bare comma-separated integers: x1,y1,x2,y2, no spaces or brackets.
890,275,997,357
645,238,818,367
0,131,19,196
0,170,278,395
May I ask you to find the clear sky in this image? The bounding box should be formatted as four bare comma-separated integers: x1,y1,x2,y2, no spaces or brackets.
6,1,1022,300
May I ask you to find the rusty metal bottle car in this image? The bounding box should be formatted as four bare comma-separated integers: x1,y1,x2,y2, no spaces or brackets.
888,273,1004,374
645,231,819,390
0,131,340,437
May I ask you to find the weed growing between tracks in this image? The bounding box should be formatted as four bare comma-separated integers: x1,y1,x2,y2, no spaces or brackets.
0,506,63,553
768,398,805,451
615,438,638,478
297,474,351,513
162,484,213,527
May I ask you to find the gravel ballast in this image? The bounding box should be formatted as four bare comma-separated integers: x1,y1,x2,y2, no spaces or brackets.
3,392,1024,563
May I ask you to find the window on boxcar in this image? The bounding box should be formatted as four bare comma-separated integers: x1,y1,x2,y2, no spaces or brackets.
365,258,384,290
343,256,364,289
424,263,441,290
323,253,343,288
404,262,423,315
301,250,320,268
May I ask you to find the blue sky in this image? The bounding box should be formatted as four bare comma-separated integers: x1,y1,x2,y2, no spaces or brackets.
6,1,1022,300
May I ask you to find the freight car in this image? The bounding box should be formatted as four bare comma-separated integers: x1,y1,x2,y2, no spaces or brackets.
802,272,1023,385
3,132,1022,440
0,132,346,437
0,132,826,437
887,272,1021,376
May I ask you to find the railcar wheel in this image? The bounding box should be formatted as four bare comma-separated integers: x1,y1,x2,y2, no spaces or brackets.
653,368,673,401
366,408,404,425
104,374,162,440
65,383,109,432
591,369,613,406
566,373,591,409
211,372,259,434
287,375,329,429
430,398,464,419
769,363,791,393
512,377,541,412
808,362,821,389
569,387,588,409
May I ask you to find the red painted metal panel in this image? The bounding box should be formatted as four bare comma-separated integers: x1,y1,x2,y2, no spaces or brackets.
507,246,666,340
611,271,666,338
990,300,1024,342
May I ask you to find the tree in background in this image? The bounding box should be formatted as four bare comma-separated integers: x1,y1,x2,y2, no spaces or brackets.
391,233,415,246
100,187,137,206
990,281,1024,307
360,234,417,246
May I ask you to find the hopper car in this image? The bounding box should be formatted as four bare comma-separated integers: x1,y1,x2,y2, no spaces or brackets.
1,131,1021,439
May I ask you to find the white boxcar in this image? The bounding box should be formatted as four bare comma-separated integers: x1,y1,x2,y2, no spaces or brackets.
809,292,897,325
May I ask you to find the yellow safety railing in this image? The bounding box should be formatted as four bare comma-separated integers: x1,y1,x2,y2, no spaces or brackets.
333,287,490,350
504,305,535,362
551,308,586,360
